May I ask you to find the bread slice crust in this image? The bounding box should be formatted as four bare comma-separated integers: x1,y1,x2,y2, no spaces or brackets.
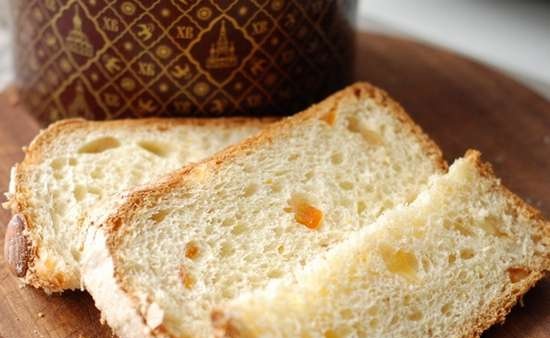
459,150,549,338
84,82,448,338
210,150,549,338
4,117,273,292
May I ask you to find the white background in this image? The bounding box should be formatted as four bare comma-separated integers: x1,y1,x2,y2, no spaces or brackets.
359,0,550,99
0,0,549,98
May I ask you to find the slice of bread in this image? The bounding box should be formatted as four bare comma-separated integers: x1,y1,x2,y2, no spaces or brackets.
3,118,269,292
212,150,549,338
82,83,447,338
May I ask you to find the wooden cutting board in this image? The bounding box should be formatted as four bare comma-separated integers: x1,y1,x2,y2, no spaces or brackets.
0,32,548,338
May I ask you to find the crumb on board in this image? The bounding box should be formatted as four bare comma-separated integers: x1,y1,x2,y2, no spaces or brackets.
37,312,45,318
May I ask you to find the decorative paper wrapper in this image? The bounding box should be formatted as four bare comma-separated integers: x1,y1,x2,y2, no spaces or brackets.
10,0,357,123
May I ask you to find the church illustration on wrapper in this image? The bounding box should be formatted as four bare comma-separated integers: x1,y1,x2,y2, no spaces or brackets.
65,6,94,58
206,20,238,69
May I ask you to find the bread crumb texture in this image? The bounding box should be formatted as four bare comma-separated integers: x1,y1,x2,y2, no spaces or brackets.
215,152,549,338
11,118,264,291
100,84,446,338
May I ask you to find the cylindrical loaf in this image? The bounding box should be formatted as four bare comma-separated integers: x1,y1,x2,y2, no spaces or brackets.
10,0,357,123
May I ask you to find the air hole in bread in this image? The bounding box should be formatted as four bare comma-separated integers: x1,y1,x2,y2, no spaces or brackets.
231,223,247,235
407,308,423,321
339,181,354,191
303,171,314,182
243,165,255,174
267,269,283,279
448,254,456,265
269,181,283,193
346,116,383,145
339,198,352,207
51,158,65,170
87,186,102,197
507,267,530,283
274,170,286,177
68,158,77,166
220,131,232,142
441,302,453,316
138,140,172,157
73,185,87,202
220,242,235,258
331,152,344,165
90,168,103,179
71,248,81,261
243,254,254,263
412,226,425,239
356,201,367,214
277,244,285,255
340,308,353,319
346,116,362,133
444,219,474,237
151,209,170,223
421,257,432,271
369,318,379,329
243,183,259,197
221,288,234,299
460,248,475,260
222,218,235,227
78,137,121,154
324,329,341,338
273,227,284,236
367,305,378,316
478,215,508,237
288,154,300,161
379,245,418,282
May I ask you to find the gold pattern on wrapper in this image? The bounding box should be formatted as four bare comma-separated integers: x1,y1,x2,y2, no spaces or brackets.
11,0,357,122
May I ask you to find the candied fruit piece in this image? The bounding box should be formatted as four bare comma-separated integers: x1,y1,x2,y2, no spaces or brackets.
185,242,200,259
295,204,323,230
321,109,337,126
180,266,195,289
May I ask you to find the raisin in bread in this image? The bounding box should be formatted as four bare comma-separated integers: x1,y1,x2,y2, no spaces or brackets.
213,151,549,338
3,118,268,292
82,83,447,338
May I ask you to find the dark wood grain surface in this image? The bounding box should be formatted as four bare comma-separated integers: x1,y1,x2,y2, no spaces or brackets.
0,32,548,338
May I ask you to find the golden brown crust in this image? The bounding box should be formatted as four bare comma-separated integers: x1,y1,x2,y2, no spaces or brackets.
5,116,275,292
101,82,449,337
462,271,545,338
459,149,549,337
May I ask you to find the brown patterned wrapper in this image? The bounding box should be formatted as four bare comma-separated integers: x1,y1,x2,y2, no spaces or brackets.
10,0,357,123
